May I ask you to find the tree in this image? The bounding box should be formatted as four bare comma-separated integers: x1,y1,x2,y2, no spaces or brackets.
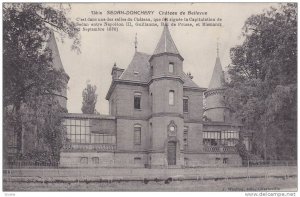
225,3,297,160
3,3,80,162
81,83,99,114
3,3,80,107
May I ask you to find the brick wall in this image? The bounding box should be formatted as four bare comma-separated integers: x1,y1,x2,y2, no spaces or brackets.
184,122,203,151
183,89,204,121
112,84,150,118
116,119,148,151
150,54,183,77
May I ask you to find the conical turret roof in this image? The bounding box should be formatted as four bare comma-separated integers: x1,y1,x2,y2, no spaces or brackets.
208,56,224,89
46,31,66,73
153,25,180,56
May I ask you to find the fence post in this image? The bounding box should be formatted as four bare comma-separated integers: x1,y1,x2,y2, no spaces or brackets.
42,167,45,184
10,169,12,182
247,160,249,180
77,164,80,184
285,161,288,180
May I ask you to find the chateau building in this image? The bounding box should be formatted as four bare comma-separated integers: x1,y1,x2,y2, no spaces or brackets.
60,25,242,168
6,25,245,167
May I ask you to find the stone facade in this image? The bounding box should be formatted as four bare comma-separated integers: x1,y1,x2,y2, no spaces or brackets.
60,25,243,168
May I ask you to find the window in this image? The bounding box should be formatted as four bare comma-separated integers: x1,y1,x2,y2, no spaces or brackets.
91,134,116,144
169,90,175,105
92,157,99,164
184,158,188,166
183,97,189,113
169,62,174,73
221,131,239,146
134,157,142,164
8,131,18,148
80,157,88,164
183,126,188,149
149,123,153,147
203,131,239,147
134,92,141,109
243,137,251,151
203,132,221,146
223,158,228,164
64,118,116,144
65,119,90,144
134,124,141,145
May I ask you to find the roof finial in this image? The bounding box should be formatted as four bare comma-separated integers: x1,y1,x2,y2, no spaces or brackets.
217,38,220,57
164,17,168,27
134,33,138,52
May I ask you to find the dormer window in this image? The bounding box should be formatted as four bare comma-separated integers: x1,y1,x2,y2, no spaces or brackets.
169,62,174,73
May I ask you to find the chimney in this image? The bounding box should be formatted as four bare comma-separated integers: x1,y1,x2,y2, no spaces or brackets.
111,62,124,80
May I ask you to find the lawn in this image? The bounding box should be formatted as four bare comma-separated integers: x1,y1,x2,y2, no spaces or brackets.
3,177,297,191
3,166,297,191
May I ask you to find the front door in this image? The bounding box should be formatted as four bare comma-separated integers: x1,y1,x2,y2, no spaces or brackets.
167,141,176,165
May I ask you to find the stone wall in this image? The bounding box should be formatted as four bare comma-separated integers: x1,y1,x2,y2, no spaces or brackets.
60,152,115,168
184,153,242,167
60,151,241,168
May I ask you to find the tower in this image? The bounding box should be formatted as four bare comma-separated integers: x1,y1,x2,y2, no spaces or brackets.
47,31,69,109
204,46,230,122
148,24,184,166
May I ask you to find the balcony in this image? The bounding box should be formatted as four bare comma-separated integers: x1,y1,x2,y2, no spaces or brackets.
203,145,237,153
63,143,116,152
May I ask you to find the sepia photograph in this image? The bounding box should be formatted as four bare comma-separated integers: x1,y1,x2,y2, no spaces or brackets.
2,2,297,193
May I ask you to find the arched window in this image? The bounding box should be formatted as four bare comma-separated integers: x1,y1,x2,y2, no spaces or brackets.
134,124,141,145
169,62,174,73
134,92,141,109
169,90,175,105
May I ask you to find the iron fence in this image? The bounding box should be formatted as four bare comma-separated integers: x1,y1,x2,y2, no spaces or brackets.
241,160,297,167
5,161,59,169
4,159,297,169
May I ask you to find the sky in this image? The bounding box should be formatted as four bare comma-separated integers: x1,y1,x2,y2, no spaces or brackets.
55,3,278,114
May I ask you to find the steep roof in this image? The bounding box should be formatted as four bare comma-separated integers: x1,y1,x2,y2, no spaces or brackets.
116,26,203,90
118,51,201,89
46,31,66,73
153,25,180,56
208,57,225,89
119,52,151,83
181,72,200,88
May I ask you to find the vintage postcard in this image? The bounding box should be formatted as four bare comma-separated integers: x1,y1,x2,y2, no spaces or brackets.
2,2,297,193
